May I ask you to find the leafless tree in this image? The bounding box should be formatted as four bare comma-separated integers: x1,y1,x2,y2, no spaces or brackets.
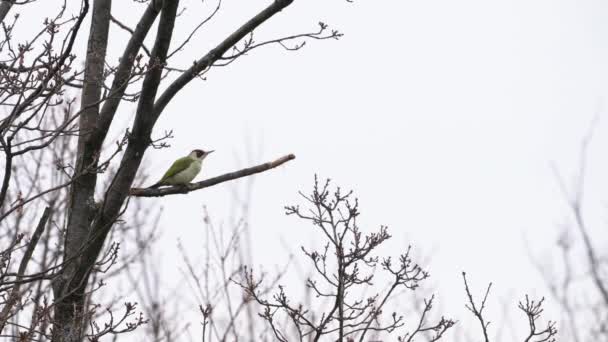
462,273,557,342
0,0,341,340
0,1,561,341
0,100,160,340
231,178,557,342
235,177,457,341
530,115,607,341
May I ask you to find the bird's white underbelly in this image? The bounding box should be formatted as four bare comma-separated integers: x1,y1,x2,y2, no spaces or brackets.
166,161,202,185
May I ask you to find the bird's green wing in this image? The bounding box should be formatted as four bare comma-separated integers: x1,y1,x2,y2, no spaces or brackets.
159,157,192,182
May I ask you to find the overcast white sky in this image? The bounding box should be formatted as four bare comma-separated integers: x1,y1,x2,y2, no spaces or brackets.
12,0,608,339
139,0,608,338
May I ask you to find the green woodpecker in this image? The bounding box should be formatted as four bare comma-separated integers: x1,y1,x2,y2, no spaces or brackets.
150,149,214,188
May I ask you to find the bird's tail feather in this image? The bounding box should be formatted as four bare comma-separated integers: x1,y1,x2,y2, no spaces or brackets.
148,182,163,189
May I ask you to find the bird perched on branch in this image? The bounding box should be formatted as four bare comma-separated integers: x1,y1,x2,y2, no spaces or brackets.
150,149,214,188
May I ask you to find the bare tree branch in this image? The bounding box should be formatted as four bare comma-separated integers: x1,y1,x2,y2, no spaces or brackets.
519,295,557,342
130,154,296,197
0,206,50,333
462,272,492,342
95,1,161,141
153,0,295,116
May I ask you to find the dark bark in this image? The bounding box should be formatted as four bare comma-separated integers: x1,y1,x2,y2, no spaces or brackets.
52,0,112,340
94,0,162,146
0,1,12,24
52,1,178,340
96,0,180,226
0,139,12,210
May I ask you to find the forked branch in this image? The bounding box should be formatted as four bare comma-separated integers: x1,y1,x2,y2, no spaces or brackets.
462,272,492,342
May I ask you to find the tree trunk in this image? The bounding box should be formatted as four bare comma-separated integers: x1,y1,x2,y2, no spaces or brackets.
52,0,111,340
49,0,297,339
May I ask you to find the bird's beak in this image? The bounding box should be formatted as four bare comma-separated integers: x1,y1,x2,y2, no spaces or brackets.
207,150,215,154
